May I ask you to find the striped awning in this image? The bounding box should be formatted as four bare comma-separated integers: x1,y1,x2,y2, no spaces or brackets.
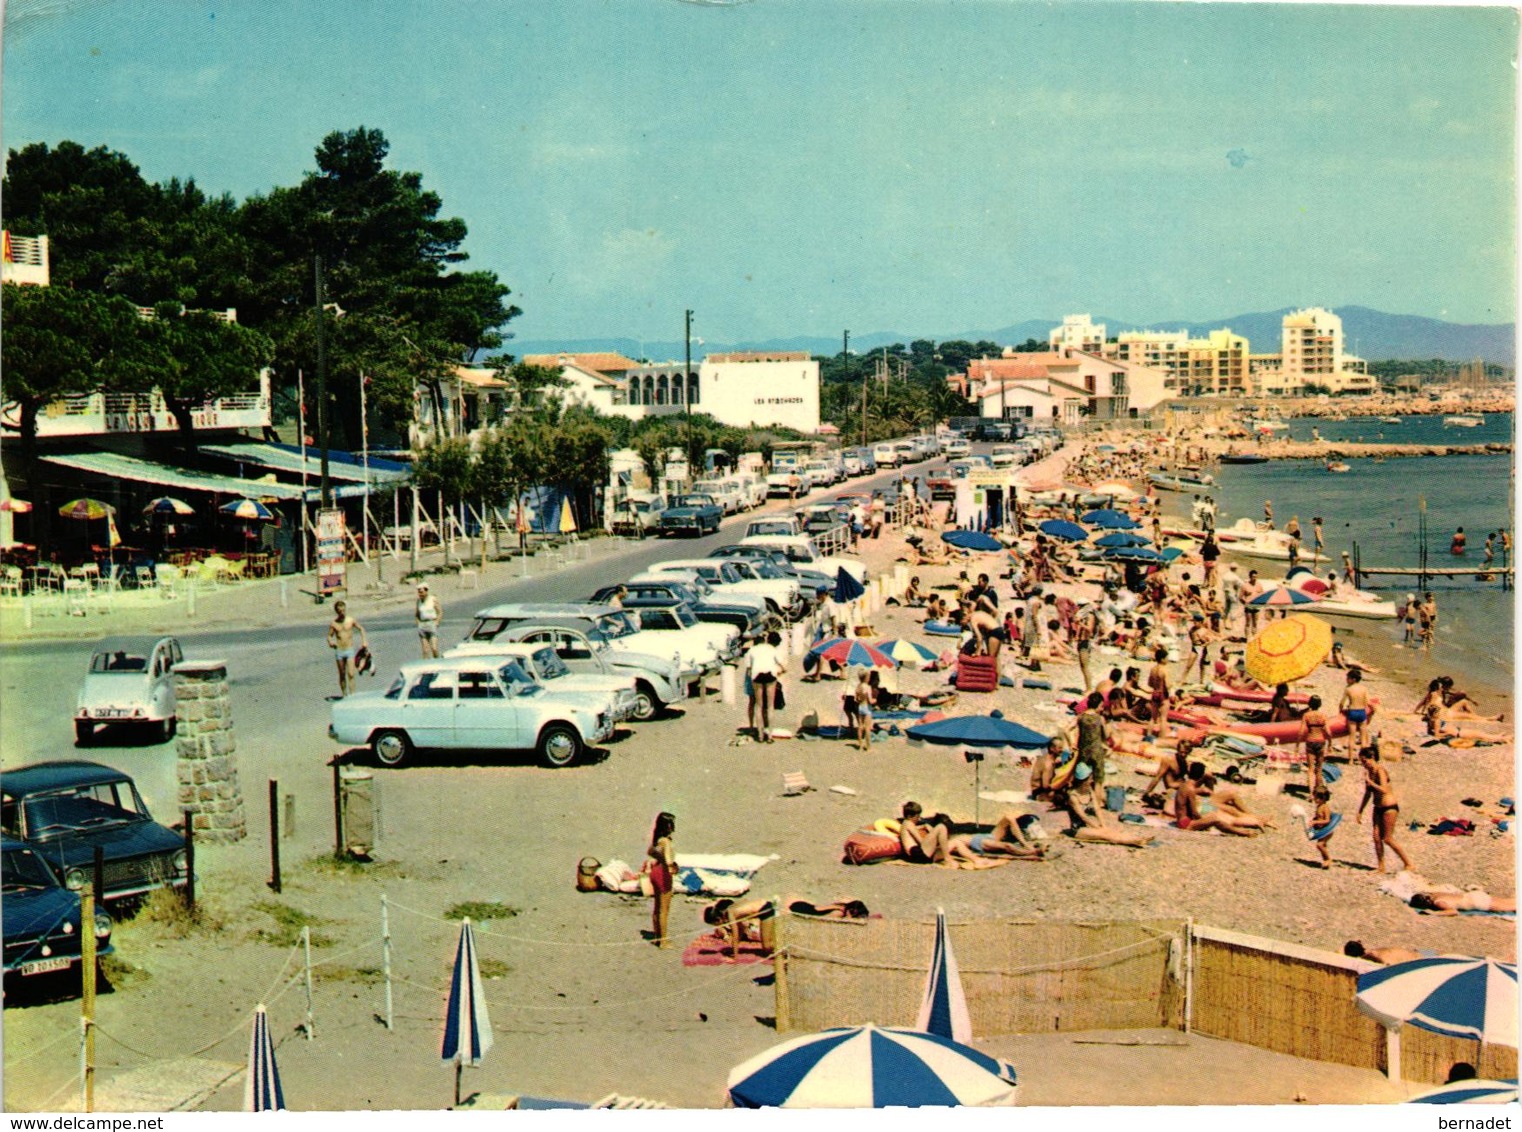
41,451,387,503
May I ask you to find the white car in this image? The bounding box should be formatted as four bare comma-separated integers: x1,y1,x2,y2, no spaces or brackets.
693,478,745,515
871,443,900,468
745,516,801,538
75,637,184,746
943,438,971,458
989,445,1019,467
329,658,615,768
734,474,768,510
640,559,805,621
740,534,866,583
444,642,641,722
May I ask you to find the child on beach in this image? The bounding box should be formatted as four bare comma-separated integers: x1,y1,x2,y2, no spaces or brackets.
1309,787,1335,869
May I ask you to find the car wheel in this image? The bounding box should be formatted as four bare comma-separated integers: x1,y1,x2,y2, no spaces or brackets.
372,729,412,767
75,721,94,747
630,684,661,723
537,722,583,768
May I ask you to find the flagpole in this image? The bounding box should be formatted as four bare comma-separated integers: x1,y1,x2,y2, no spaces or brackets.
297,369,309,574
361,371,377,580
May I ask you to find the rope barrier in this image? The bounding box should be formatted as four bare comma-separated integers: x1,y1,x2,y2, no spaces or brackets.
782,932,1173,976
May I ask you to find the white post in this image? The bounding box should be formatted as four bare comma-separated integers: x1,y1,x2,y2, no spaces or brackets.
391,488,401,561
409,486,420,576
381,894,394,1031
186,579,196,618
302,924,315,1040
24,595,32,630
280,580,289,609
1183,918,1193,1034
720,665,737,705
1385,1025,1402,1082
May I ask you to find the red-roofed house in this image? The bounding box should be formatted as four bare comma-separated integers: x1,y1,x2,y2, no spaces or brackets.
954,347,1170,421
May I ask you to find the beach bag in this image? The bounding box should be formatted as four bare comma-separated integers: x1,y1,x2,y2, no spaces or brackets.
842,831,902,865
773,682,786,710
576,856,601,892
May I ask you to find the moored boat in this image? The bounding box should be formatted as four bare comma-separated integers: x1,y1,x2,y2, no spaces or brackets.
1219,453,1269,465
1148,466,1216,492
1444,414,1484,427
1326,461,1350,473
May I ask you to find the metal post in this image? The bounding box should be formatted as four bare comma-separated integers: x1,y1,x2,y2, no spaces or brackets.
268,779,282,893
381,894,394,1030
302,924,315,1040
81,889,97,1111
333,761,345,858
315,255,331,510
298,369,310,575
182,810,196,914
409,486,420,576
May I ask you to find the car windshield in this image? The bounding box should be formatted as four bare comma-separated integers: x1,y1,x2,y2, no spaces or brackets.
496,660,535,687
533,648,571,680
90,651,148,674
597,614,636,640
21,782,147,840
3,846,59,892
670,606,698,628
468,617,509,642
714,563,741,584
384,674,405,700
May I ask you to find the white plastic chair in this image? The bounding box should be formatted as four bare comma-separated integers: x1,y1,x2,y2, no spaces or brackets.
64,577,89,616
156,563,181,600
135,565,156,590
0,566,22,600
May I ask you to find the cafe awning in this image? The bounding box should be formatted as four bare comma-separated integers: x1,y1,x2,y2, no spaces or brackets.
200,440,409,484
40,451,385,503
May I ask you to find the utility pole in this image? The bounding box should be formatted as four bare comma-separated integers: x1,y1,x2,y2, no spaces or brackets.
314,254,331,509
684,309,694,477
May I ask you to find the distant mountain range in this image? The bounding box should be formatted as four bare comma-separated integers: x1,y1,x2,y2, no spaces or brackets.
503,306,1514,367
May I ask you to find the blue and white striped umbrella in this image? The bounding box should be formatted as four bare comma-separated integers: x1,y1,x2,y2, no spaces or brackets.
245,1004,285,1112
916,910,972,1044
877,638,940,666
727,1024,1017,1108
220,498,276,521
1357,957,1518,1046
442,918,494,1103
1410,1078,1519,1104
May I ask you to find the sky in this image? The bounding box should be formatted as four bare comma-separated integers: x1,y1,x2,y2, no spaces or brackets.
2,0,1516,347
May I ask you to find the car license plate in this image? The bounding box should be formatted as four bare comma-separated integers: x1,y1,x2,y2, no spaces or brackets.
19,956,74,976
95,708,129,718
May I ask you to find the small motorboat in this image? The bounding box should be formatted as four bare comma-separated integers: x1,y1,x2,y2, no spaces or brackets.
1147,466,1216,492
1326,461,1350,473
1379,416,1401,424
1444,414,1484,427
1219,453,1269,465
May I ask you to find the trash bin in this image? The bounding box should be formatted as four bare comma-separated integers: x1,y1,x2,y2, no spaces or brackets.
338,766,378,857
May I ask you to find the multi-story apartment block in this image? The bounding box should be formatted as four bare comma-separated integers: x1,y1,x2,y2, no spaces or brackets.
1257,307,1373,395
1107,327,1250,397
1048,314,1106,355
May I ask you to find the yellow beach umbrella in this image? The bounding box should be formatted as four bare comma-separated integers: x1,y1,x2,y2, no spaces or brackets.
557,497,577,534
57,498,113,520
1245,613,1333,686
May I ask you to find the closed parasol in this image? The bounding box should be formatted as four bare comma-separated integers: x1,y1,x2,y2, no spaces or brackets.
1244,614,1333,685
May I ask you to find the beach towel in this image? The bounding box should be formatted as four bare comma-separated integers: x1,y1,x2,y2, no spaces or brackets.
673,853,776,897
681,930,772,967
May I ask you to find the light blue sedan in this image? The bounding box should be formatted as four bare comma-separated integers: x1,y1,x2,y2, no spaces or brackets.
329,658,615,768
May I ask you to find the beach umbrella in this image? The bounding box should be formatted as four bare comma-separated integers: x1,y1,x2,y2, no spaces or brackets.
1095,444,1117,452
1091,480,1139,499
0,498,33,513
811,638,896,670
726,1024,1017,1108
1094,531,1150,549
917,910,972,1044
143,497,195,516
906,710,1048,749
1409,1079,1519,1105
1247,584,1318,607
442,918,494,1106
557,496,578,534
833,566,866,603
1081,509,1140,530
220,498,275,521
1158,546,1185,563
1038,519,1087,543
1357,957,1518,1046
877,638,940,666
1104,545,1163,563
942,530,1003,552
1244,613,1333,686
58,498,113,520
245,1004,286,1112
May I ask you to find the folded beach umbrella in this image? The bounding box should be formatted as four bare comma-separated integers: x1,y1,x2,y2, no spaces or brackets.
942,530,1004,552
1357,957,1518,1047
442,918,494,1105
245,1004,286,1112
1080,509,1140,530
906,710,1049,749
812,638,896,670
877,638,940,666
1094,531,1150,549
558,496,578,534
220,498,275,522
1409,1079,1519,1105
1158,546,1185,563
143,496,195,516
58,498,113,520
1247,585,1318,607
833,566,866,603
726,1024,1017,1108
1244,614,1332,686
1038,519,1087,543
917,909,972,1044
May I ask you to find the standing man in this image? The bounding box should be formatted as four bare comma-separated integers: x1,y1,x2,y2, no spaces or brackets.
1263,499,1274,529
1418,591,1438,651
325,600,368,699
1311,517,1325,565
415,583,443,658
1241,568,1263,636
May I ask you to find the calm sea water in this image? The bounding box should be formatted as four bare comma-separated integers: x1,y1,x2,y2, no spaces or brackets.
1186,413,1515,696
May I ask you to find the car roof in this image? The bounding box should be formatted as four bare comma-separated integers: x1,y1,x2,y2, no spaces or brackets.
4,761,136,797
89,636,178,656
471,602,622,620
642,560,716,571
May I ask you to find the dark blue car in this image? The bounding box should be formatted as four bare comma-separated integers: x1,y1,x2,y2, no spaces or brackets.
2,762,188,905
3,838,113,982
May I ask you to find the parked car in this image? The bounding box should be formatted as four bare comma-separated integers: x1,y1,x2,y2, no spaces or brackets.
74,637,184,746
943,437,971,459
739,534,866,582
989,445,1019,467
444,641,640,722
611,493,665,538
926,468,959,501
658,493,723,536
330,658,615,767
734,474,769,510
2,762,189,904
450,613,687,719
621,603,738,668
799,502,851,537
710,544,834,596
595,579,764,640
639,558,805,621
870,442,900,469
692,479,745,515
745,516,801,539
3,838,113,983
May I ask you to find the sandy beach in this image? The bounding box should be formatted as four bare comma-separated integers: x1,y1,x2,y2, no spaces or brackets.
3,436,1513,1112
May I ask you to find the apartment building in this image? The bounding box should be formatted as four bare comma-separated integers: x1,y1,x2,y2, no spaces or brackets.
1108,328,1250,397
1048,313,1106,355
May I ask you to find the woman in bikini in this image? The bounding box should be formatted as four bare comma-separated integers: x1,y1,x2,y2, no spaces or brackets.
947,811,1047,861
1356,746,1414,875
1409,890,1516,916
1299,694,1331,792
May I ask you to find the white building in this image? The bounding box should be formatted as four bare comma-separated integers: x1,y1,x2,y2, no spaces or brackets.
1252,308,1373,395
2,231,50,287
1048,314,1106,355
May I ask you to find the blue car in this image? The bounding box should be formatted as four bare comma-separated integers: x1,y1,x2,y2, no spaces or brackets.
3,838,113,982
2,762,189,905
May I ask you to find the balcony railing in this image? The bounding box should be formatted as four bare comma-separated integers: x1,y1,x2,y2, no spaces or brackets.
2,373,271,438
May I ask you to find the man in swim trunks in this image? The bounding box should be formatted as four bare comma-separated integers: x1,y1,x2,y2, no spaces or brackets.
415,583,443,658
898,801,952,864
325,600,368,699
1339,667,1371,762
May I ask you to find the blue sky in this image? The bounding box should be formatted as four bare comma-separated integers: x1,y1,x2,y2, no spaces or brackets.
3,0,1515,345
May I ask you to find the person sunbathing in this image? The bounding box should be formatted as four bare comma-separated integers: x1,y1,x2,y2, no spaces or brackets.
1343,941,1426,965
1141,739,1194,812
703,896,870,944
1029,736,1071,800
1062,765,1155,847
1207,779,1278,830
1409,890,1516,915
947,811,1047,861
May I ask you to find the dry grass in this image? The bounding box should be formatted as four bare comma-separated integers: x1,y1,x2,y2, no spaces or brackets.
249,900,334,948
442,901,519,923
128,888,227,939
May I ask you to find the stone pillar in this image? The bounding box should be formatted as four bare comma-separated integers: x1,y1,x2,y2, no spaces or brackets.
173,660,246,843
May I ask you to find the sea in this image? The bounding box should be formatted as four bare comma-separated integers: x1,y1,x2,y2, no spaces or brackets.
1178,412,1515,703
